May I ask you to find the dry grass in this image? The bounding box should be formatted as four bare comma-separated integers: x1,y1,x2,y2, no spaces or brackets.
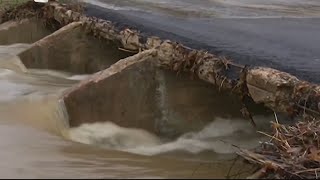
238,113,320,179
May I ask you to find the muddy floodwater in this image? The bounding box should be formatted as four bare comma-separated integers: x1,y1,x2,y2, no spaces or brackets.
0,43,272,178
1,0,318,179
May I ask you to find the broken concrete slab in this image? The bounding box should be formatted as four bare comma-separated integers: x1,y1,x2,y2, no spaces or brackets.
1,1,318,124
247,67,320,117
0,18,52,45
18,21,134,74
62,49,266,138
62,50,162,134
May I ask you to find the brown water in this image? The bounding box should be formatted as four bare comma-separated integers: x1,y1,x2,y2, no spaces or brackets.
2,0,314,178
0,43,271,178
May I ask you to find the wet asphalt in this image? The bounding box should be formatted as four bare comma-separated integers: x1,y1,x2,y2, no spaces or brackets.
84,3,320,83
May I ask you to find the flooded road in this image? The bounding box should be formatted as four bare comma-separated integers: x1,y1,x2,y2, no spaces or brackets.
1,0,318,178
0,43,266,178
85,0,320,83
89,0,320,18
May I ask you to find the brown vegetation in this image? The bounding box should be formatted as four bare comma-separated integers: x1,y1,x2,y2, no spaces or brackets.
1,2,319,178
239,114,320,179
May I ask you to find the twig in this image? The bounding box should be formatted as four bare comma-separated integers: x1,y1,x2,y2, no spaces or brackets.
219,76,227,92
296,168,320,174
257,131,282,142
118,47,138,53
226,156,240,179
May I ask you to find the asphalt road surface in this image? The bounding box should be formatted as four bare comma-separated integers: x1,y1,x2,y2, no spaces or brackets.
83,0,320,83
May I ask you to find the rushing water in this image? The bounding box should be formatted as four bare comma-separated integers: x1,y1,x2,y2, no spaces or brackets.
0,43,273,178
3,0,317,178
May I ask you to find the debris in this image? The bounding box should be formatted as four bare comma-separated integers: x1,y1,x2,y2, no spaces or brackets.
1,2,320,177
1,0,319,120
238,117,320,179
1,0,320,120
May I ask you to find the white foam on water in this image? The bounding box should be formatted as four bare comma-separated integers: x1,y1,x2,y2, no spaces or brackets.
0,55,28,73
67,74,91,81
67,121,162,150
0,44,31,73
126,117,266,156
67,117,269,156
0,44,31,55
0,44,85,135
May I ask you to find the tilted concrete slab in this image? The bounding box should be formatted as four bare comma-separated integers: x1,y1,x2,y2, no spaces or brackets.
0,18,52,45
61,49,268,138
62,50,161,135
0,1,317,132
18,21,134,74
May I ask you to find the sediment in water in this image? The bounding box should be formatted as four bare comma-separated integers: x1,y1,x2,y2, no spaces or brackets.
19,2,318,116
0,0,318,130
0,1,319,177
